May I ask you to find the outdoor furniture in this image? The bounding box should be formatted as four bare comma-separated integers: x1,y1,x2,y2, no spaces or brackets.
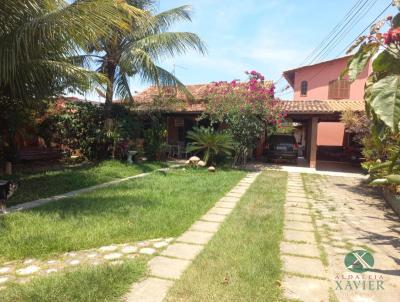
19,147,63,161
177,142,189,159
165,143,189,159
170,144,180,158
127,150,138,164
0,180,10,214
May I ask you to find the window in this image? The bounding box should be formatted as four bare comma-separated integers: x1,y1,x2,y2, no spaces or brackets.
300,80,308,96
328,79,350,99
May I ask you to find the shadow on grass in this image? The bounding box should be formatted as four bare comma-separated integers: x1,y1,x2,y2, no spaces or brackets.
31,193,159,218
0,168,247,261
5,161,169,207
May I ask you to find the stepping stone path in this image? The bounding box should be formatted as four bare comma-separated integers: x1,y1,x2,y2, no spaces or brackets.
124,172,260,302
281,172,400,302
281,173,329,302
0,237,174,290
5,166,181,214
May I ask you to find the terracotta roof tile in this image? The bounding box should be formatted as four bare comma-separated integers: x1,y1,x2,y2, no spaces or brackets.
135,84,209,103
134,85,365,114
281,99,365,114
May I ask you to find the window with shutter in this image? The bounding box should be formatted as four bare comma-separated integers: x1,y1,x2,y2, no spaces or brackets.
300,81,308,96
328,79,350,99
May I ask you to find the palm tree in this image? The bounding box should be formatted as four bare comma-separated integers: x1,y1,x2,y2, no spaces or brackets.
186,127,234,165
0,0,145,172
84,0,206,122
0,0,145,100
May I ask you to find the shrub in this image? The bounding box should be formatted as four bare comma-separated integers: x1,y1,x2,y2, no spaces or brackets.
143,115,167,160
204,71,285,165
186,127,234,165
41,102,141,160
342,3,400,187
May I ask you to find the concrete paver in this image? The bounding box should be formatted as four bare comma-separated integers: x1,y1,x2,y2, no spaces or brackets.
124,278,174,302
148,256,191,280
161,243,203,260
176,231,214,245
283,275,330,302
125,172,261,301
280,242,320,258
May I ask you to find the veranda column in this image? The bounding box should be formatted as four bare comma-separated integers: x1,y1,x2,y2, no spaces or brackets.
309,117,318,169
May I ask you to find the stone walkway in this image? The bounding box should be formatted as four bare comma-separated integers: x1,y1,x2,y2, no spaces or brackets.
0,237,174,289
282,172,400,302
6,167,176,213
124,172,260,302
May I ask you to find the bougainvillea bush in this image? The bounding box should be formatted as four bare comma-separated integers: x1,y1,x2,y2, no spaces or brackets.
342,0,400,186
203,71,285,165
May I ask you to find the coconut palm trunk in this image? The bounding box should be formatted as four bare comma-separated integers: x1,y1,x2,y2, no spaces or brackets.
105,58,117,129
84,1,206,130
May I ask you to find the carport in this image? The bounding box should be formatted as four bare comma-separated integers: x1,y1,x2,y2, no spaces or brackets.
281,99,365,168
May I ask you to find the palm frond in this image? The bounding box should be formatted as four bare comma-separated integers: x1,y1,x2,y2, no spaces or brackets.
0,0,145,88
153,6,193,31
6,59,107,99
114,72,134,102
120,47,192,97
186,127,234,165
131,32,206,61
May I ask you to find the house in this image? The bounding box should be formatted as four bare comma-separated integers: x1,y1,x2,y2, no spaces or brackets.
281,55,368,168
134,83,274,158
135,56,367,167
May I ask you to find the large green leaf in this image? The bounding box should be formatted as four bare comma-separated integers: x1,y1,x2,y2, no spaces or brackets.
343,43,379,82
373,49,400,74
364,73,378,117
386,174,400,184
370,75,400,131
369,160,400,171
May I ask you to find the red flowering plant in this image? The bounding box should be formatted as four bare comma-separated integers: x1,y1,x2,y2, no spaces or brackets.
342,0,400,186
202,70,285,165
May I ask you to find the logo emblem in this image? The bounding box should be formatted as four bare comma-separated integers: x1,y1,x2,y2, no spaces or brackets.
344,250,374,273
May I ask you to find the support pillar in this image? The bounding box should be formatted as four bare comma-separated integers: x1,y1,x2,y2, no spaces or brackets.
310,117,318,169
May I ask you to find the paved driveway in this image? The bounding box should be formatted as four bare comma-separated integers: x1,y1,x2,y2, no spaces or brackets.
282,172,400,302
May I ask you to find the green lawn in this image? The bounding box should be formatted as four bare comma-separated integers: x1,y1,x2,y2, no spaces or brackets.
165,170,287,302
6,160,167,206
0,260,146,302
0,168,246,261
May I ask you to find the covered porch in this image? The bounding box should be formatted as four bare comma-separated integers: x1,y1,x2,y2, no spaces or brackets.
281,99,365,169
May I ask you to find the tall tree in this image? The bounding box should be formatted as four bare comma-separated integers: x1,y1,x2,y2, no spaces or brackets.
84,0,206,123
0,0,145,169
0,0,145,101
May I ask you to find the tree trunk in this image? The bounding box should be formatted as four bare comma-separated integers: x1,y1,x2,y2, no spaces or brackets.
104,60,117,130
4,161,12,175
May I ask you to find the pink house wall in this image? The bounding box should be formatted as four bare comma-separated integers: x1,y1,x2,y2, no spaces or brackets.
292,56,371,101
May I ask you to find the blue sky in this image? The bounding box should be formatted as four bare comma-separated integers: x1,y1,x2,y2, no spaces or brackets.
81,0,397,101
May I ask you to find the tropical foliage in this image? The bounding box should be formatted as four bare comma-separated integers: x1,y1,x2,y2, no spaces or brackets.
0,0,144,166
0,0,142,100
342,1,400,186
0,98,50,162
83,0,206,120
0,0,205,168
341,110,371,145
41,102,142,160
203,71,284,165
186,127,234,165
143,114,167,160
